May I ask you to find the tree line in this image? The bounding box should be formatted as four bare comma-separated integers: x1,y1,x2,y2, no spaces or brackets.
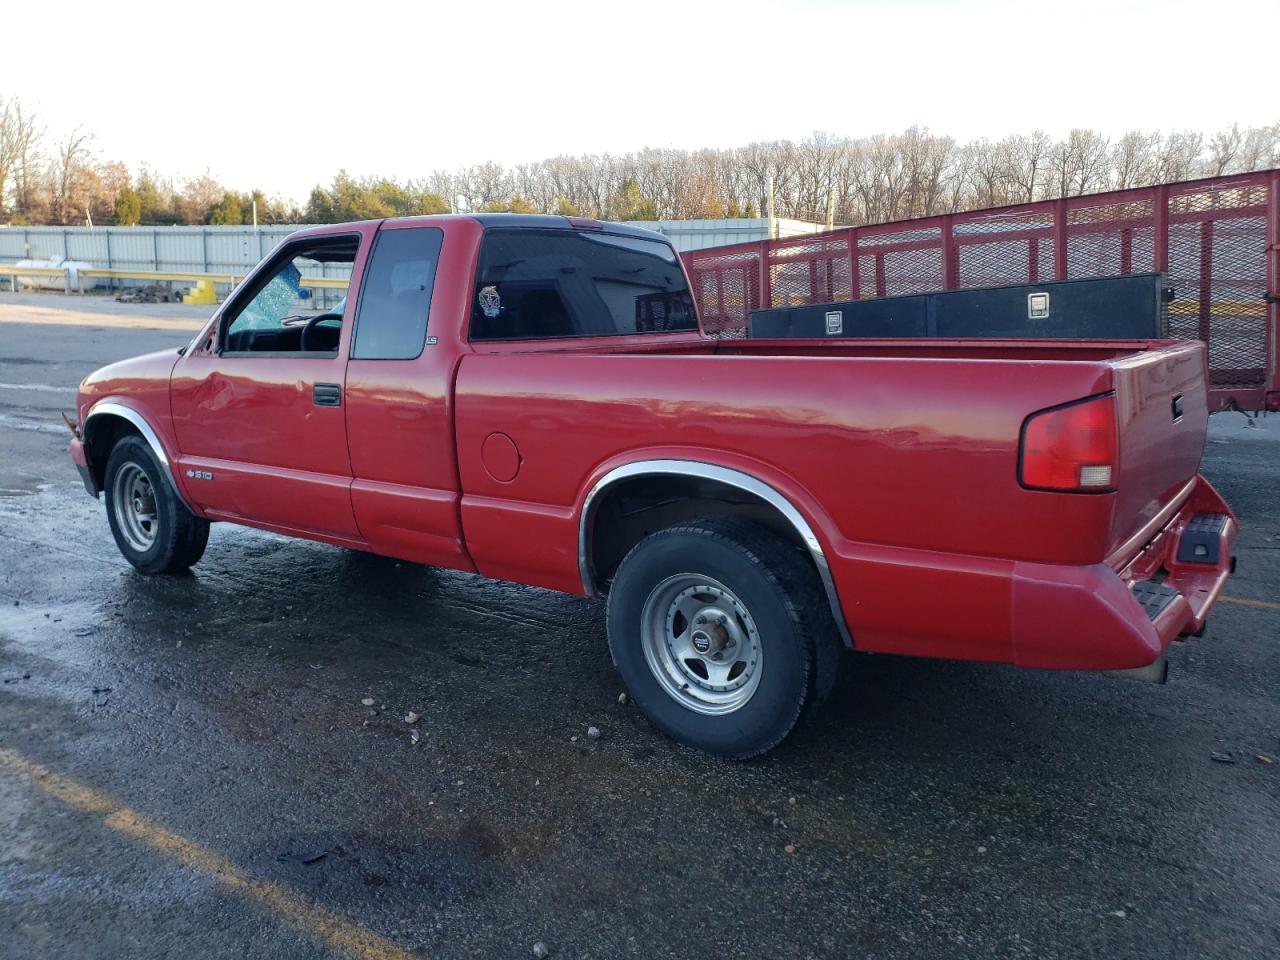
0,96,303,227
3,92,1277,229
419,124,1278,225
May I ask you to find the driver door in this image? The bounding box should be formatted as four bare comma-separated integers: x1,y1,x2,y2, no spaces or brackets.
170,225,377,543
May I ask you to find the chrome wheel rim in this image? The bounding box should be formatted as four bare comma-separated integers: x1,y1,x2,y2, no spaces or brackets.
112,463,158,552
640,574,763,716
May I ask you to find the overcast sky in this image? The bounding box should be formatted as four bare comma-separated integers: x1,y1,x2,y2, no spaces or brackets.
4,0,1275,202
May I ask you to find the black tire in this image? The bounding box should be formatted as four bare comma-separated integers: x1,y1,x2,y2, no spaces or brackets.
104,435,209,574
607,516,841,758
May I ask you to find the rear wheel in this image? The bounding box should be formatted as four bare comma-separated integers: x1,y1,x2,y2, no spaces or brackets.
607,517,840,758
104,436,209,574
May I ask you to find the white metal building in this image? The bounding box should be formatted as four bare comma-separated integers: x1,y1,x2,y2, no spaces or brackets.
0,218,824,279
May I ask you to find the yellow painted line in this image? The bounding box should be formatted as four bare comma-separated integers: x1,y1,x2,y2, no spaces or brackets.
1219,595,1280,612
0,747,419,960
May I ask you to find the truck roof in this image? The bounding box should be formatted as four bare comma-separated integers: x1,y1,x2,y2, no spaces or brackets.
288,214,667,245
395,213,666,241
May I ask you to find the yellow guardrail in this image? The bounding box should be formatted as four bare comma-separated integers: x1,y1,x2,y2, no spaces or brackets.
80,268,241,285
0,264,350,296
0,265,67,276
0,264,72,292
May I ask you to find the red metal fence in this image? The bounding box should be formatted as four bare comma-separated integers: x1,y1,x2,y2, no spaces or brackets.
681,169,1280,410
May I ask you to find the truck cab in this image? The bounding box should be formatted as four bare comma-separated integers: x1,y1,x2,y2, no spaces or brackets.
77,216,697,566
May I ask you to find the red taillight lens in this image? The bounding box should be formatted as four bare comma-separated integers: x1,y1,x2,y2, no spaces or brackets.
1019,393,1118,492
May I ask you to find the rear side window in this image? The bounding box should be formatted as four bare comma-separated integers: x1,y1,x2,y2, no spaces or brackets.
470,228,696,341
352,227,444,359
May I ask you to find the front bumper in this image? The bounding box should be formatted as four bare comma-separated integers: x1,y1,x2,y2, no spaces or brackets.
69,437,99,498
1010,475,1236,671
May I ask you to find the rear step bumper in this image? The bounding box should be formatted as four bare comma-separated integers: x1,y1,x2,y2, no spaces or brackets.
1009,475,1236,672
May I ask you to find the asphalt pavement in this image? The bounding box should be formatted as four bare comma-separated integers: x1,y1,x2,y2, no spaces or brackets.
1,293,1277,960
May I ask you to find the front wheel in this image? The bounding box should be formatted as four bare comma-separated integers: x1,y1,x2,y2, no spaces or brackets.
607,517,840,758
104,436,209,574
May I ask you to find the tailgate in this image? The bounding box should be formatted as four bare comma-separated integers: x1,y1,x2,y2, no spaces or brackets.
1108,341,1209,559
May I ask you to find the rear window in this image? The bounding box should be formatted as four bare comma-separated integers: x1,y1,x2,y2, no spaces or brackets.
470,228,696,341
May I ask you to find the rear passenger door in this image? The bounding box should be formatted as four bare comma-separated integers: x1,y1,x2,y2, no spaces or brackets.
344,223,473,569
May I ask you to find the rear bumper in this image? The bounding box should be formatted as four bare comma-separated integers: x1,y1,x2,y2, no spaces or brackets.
1009,475,1236,671
69,437,99,498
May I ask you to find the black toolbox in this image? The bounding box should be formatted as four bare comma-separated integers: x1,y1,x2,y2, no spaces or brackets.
748,273,1172,340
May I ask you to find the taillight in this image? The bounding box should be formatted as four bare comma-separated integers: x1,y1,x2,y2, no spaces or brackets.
1019,393,1118,492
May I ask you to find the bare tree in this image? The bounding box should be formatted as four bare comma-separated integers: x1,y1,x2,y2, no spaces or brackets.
1003,131,1052,203
48,127,94,224
0,96,15,213
1155,130,1205,183
1236,122,1280,174
1111,130,1160,189
968,139,1008,209
1071,129,1112,195
176,172,224,224
943,144,974,213
897,127,955,218
1207,124,1242,177
1,97,43,218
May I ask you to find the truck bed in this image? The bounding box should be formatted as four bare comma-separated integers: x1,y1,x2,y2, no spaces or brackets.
456,336,1213,667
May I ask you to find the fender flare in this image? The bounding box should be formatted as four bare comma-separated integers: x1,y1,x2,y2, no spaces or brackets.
83,400,192,509
578,458,853,648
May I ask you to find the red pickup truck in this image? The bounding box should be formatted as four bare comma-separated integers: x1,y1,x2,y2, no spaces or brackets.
69,215,1237,757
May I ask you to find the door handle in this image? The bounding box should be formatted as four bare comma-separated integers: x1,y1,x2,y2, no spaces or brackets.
313,383,342,407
